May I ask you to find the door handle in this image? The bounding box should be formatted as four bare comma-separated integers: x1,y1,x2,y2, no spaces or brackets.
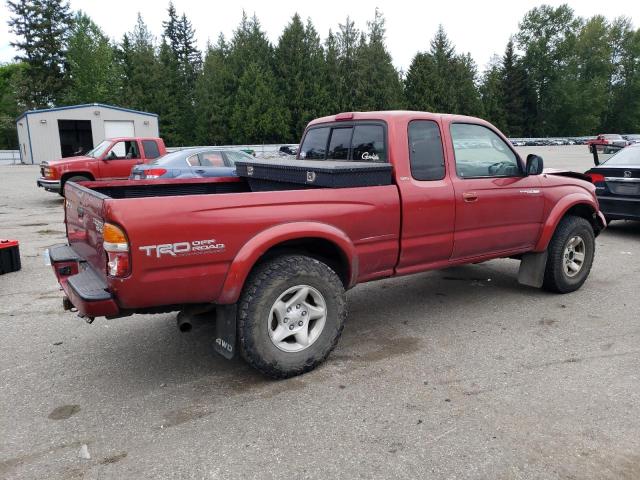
462,192,478,202
195,169,205,174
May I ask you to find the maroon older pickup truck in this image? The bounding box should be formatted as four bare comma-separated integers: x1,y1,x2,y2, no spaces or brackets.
47,111,605,378
37,137,166,195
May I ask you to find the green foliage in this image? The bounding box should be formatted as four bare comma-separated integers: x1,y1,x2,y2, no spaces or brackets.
353,9,404,111
117,14,159,114
0,63,24,148
275,14,327,142
405,25,483,116
7,0,72,108
63,11,120,105
5,2,640,148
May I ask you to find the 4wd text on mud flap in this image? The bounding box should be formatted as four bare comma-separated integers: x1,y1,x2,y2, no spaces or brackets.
216,337,233,353
139,239,225,258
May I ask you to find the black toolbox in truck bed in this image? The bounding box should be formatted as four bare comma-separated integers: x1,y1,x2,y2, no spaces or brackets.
235,158,393,190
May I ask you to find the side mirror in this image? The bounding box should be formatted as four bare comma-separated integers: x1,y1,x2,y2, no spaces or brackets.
526,154,544,175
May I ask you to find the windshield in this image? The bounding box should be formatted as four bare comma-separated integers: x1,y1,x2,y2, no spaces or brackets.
86,140,111,158
602,146,640,166
602,134,623,140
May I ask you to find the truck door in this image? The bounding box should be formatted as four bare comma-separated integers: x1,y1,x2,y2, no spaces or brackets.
101,140,143,179
396,120,456,274
448,122,544,260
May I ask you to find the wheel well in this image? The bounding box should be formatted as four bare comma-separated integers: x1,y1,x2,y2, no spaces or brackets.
564,203,602,235
61,172,94,185
257,238,351,287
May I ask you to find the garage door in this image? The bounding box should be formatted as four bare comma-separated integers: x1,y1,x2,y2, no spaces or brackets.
104,120,135,139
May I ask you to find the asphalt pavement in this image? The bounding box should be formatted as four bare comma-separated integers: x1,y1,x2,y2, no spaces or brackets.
1,146,639,479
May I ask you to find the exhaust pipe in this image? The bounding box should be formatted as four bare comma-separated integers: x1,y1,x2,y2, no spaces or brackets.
177,312,192,333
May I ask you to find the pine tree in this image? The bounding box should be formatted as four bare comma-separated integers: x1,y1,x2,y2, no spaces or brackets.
230,62,289,144
155,4,201,145
0,63,24,148
405,25,483,116
7,0,73,107
117,13,158,113
195,36,232,144
354,9,404,110
480,56,506,132
323,30,341,115
275,14,326,141
501,39,527,137
336,17,360,111
63,11,120,105
226,13,288,143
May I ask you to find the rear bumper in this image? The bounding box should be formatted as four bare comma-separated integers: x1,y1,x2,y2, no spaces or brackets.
48,244,120,318
598,195,640,221
37,177,61,192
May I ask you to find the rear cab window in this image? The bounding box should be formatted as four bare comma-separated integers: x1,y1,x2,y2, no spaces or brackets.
142,140,161,159
299,122,387,162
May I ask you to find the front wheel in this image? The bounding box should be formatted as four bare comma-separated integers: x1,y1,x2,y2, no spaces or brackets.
542,215,595,293
59,175,90,197
238,254,347,378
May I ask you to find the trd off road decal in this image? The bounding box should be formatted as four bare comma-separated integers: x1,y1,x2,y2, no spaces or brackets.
139,239,225,258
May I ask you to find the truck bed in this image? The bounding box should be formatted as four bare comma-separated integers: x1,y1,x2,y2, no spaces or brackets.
62,176,401,315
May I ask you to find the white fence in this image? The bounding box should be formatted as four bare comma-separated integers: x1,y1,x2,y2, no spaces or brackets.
0,144,298,165
0,150,21,165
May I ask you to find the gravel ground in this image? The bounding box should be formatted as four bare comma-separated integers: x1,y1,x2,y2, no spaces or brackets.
1,146,639,480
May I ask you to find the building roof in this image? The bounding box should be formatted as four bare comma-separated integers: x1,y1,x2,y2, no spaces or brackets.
16,103,158,122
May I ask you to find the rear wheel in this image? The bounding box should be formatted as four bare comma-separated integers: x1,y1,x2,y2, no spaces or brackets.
238,254,346,378
60,175,90,197
542,215,595,293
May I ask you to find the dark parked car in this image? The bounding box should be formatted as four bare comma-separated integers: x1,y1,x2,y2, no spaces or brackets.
278,145,299,156
130,148,253,179
586,143,640,222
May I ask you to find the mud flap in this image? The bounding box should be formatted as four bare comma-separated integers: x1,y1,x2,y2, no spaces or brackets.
517,251,548,288
214,304,237,359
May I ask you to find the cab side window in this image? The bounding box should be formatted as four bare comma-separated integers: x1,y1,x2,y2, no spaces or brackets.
450,123,520,178
109,141,140,160
408,120,445,180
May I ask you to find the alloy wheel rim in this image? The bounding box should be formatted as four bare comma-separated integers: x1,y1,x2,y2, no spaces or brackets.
267,285,327,353
563,235,586,278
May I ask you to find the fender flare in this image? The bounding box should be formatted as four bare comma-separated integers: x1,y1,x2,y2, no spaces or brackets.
61,170,95,182
533,193,598,252
217,222,358,304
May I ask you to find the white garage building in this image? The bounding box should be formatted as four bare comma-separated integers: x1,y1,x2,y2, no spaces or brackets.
16,103,159,164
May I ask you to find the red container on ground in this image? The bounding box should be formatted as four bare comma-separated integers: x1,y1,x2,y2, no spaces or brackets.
0,239,21,274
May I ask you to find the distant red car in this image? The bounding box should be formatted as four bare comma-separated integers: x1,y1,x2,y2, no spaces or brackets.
36,137,166,195
587,134,628,152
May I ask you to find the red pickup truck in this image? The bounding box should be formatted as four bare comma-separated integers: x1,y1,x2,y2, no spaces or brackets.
37,137,166,195
47,111,605,378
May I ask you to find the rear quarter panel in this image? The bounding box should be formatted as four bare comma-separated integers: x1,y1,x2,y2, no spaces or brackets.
105,186,400,309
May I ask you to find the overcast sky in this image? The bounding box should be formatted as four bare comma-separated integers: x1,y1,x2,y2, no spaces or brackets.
1,0,639,72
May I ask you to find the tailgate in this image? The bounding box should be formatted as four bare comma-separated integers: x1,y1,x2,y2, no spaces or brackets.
64,181,108,279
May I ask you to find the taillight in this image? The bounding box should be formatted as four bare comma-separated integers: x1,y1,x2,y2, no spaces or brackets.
103,223,130,277
144,168,167,179
587,173,605,184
